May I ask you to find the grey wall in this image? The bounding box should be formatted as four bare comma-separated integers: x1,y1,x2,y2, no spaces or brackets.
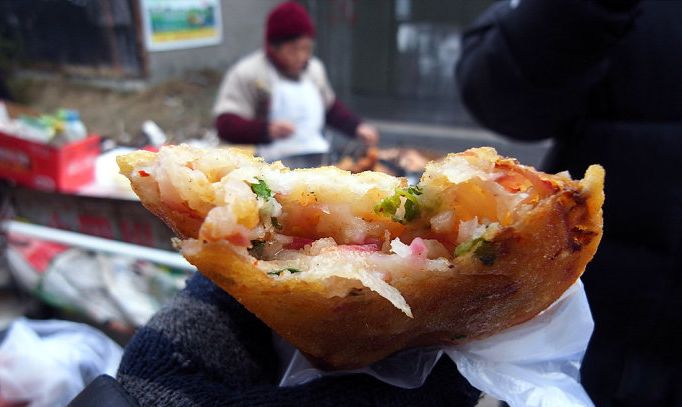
305,0,355,100
147,0,280,82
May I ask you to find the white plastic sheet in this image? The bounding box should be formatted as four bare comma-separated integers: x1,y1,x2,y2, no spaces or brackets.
279,280,594,407
0,318,122,407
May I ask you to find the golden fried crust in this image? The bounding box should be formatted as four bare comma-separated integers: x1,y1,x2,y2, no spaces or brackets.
183,166,604,369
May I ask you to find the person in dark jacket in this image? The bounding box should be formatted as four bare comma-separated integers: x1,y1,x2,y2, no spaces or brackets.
69,273,481,407
456,0,682,405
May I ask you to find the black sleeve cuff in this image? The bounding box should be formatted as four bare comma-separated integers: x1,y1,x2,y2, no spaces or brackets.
68,375,139,407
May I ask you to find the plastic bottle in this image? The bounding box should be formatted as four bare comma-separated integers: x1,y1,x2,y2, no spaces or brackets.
17,115,54,142
61,110,87,142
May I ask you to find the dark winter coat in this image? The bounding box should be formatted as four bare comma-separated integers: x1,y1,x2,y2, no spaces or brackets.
457,1,682,405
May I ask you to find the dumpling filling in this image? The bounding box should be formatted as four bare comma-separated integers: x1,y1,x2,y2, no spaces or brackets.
133,145,565,316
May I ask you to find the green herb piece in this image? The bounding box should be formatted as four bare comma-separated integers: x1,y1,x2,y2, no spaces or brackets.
374,194,401,218
403,197,418,222
454,237,497,266
454,237,485,257
249,240,265,257
250,179,272,199
373,185,422,224
474,240,497,266
271,217,282,230
267,267,303,276
407,185,423,195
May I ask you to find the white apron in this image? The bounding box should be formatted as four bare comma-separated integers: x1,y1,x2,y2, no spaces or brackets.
257,69,329,162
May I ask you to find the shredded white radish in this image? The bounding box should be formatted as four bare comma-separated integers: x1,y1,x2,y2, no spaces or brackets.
390,238,412,258
457,217,486,243
430,210,455,234
260,249,414,317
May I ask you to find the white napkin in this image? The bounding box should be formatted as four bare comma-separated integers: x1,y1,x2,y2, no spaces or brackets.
278,280,594,407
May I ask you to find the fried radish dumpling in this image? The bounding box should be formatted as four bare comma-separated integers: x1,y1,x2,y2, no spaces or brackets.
118,145,604,369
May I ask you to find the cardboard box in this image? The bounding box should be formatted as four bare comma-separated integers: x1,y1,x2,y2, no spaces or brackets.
0,131,100,192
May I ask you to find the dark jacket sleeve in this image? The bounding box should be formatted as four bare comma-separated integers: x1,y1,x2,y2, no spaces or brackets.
215,113,270,144
456,0,639,141
325,99,361,137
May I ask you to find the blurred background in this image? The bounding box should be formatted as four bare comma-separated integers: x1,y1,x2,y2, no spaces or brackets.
0,1,551,405
0,0,548,163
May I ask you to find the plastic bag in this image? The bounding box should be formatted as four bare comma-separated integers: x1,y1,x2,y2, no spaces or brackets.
279,280,594,407
0,318,122,407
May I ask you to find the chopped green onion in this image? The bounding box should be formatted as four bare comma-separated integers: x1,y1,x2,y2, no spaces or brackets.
407,185,423,196
374,194,401,218
249,240,265,257
250,178,272,199
454,237,484,257
474,240,496,266
267,267,303,276
373,185,422,224
454,237,496,266
403,198,418,222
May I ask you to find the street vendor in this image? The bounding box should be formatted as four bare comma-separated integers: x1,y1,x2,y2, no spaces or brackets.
213,1,378,163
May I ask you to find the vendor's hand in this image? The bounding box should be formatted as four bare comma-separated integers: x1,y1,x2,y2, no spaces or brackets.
356,123,379,146
269,121,296,140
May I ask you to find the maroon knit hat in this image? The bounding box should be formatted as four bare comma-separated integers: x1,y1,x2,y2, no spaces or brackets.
266,1,315,44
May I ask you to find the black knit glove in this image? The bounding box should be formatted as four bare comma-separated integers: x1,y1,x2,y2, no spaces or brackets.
116,273,481,407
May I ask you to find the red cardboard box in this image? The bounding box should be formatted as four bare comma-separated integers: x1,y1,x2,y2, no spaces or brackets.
0,131,100,192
